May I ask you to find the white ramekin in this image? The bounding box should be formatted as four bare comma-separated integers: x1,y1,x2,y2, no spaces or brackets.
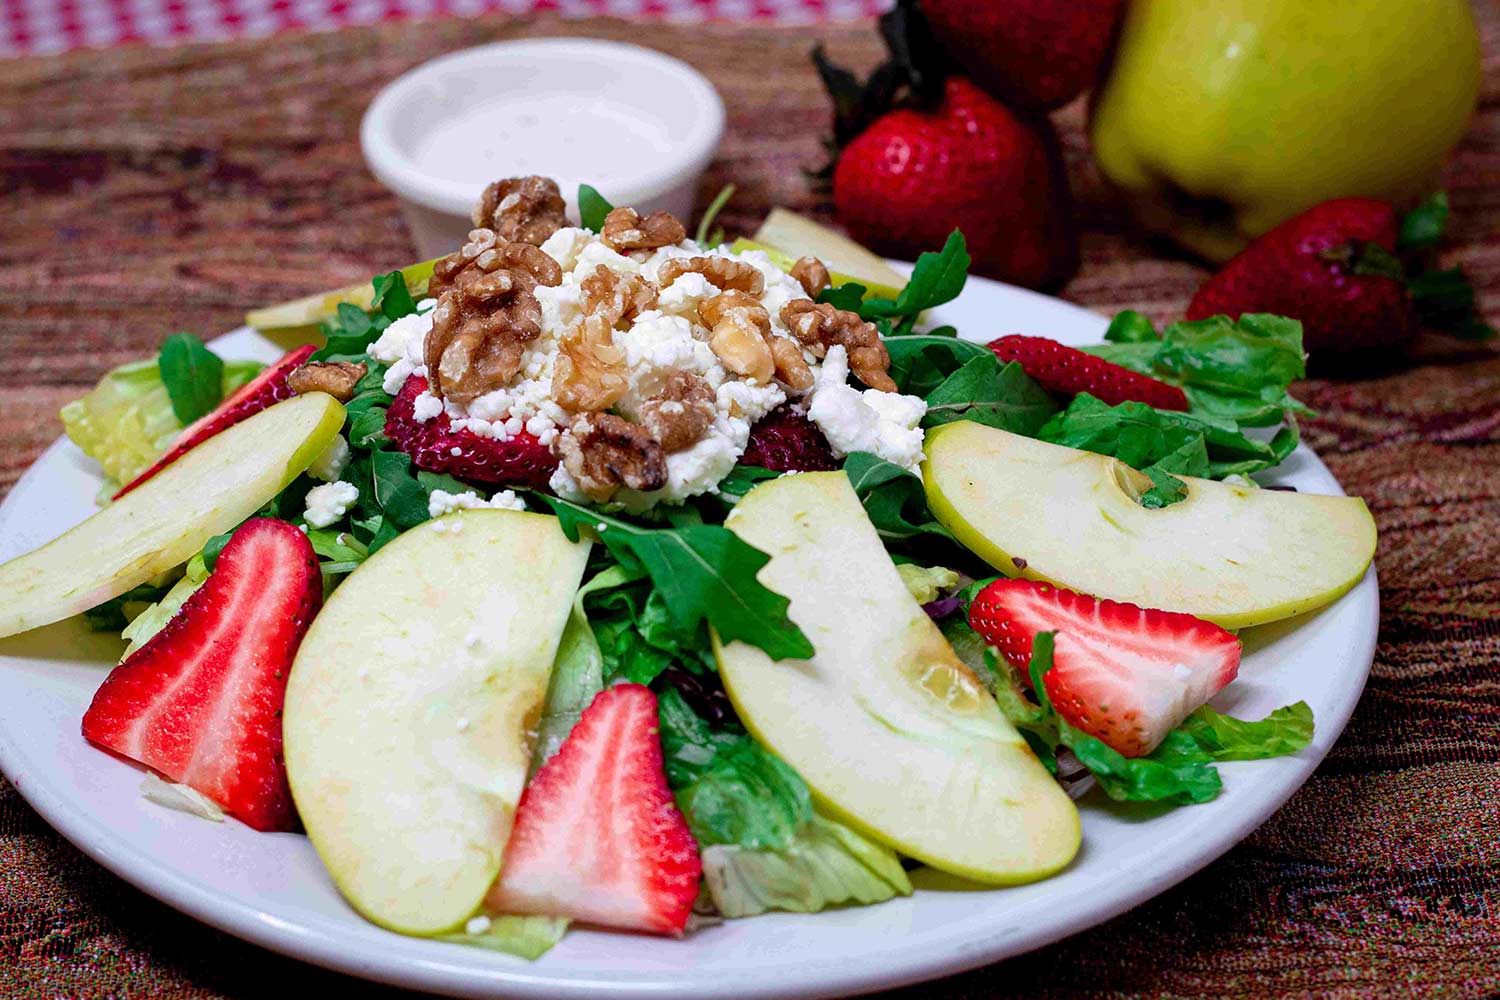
360,38,726,260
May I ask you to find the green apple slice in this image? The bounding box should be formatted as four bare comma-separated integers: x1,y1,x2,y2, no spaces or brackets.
0,392,344,639
922,420,1378,629
714,472,1079,884
748,208,907,298
245,258,439,334
284,510,590,935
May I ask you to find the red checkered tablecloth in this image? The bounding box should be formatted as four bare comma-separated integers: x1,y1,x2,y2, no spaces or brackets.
0,0,889,56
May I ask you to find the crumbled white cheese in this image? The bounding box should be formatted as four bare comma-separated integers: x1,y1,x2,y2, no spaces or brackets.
428,488,526,519
370,308,434,365
539,226,591,271
807,345,927,471
307,434,350,482
465,914,493,936
303,480,360,528
411,390,445,423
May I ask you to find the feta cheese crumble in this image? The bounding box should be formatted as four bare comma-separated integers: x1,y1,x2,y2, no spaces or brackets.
807,345,927,471
428,488,526,519
307,434,350,482
303,480,360,528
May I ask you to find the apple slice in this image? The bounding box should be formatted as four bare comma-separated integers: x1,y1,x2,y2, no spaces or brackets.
715,472,1078,884
244,258,439,335
0,392,344,639
922,420,1378,629
748,208,908,298
283,510,591,936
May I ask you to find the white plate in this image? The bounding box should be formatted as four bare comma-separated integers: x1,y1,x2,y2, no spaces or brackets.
0,274,1377,999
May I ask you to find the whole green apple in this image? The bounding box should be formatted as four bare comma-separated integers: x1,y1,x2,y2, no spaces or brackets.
1090,0,1481,261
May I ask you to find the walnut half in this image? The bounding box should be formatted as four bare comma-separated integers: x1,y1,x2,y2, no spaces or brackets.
779,298,895,392
790,256,831,298
657,256,764,295
288,361,367,402
424,230,563,404
558,413,668,502
472,175,567,246
601,206,687,252
639,371,716,453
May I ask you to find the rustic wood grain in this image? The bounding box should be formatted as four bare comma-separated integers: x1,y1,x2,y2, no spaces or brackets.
1,8,1499,1000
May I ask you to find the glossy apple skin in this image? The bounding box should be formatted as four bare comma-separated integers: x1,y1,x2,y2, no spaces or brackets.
284,510,590,936
921,421,1378,630
1090,0,1480,261
0,392,345,639
715,471,1079,885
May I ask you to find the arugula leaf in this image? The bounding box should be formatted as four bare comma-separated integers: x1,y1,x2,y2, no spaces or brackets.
371,270,418,320
922,354,1057,435
349,407,389,449
578,184,614,232
1040,394,1284,484
1180,702,1314,761
305,527,368,566
713,465,781,504
587,582,716,686
369,450,429,529
817,231,969,336
882,335,990,397
843,452,953,541
860,231,969,320
157,334,225,424
1103,309,1161,344
657,687,812,850
538,495,814,661
313,302,391,362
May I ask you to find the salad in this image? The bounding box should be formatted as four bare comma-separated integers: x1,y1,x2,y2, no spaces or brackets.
0,175,1378,958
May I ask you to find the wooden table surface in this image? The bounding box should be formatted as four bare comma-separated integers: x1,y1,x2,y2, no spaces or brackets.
2,10,1499,1000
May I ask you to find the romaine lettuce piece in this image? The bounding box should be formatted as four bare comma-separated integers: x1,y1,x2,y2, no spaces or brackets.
701,814,912,918
61,357,262,486
119,554,210,659
435,915,570,961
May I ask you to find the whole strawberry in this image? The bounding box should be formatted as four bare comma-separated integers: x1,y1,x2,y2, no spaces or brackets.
833,76,1078,289
921,0,1125,110
1187,195,1492,360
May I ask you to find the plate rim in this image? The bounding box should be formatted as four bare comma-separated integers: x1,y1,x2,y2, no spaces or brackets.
0,274,1379,999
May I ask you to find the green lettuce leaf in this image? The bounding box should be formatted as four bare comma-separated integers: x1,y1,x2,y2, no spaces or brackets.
1039,393,1293,486
894,563,959,604
61,357,262,486
1179,701,1315,761
157,333,225,424
578,184,614,232
538,495,814,662
700,813,912,918
1006,632,1316,807
436,915,569,961
657,687,811,850
922,353,1057,435
882,335,990,397
843,452,953,542
1090,313,1312,427
118,555,211,659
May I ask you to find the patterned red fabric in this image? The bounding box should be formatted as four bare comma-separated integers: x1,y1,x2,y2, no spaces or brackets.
0,0,891,57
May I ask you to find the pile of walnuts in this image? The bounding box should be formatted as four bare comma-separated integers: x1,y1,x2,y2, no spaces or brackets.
420,177,899,503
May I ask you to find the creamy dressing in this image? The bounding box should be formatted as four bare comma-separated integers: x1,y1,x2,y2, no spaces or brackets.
411,93,676,188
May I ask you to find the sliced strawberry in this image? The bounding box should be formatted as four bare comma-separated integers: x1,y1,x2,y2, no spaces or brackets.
988,334,1190,411
81,518,321,831
115,345,317,498
740,403,839,472
384,375,557,489
969,578,1241,757
489,684,701,935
